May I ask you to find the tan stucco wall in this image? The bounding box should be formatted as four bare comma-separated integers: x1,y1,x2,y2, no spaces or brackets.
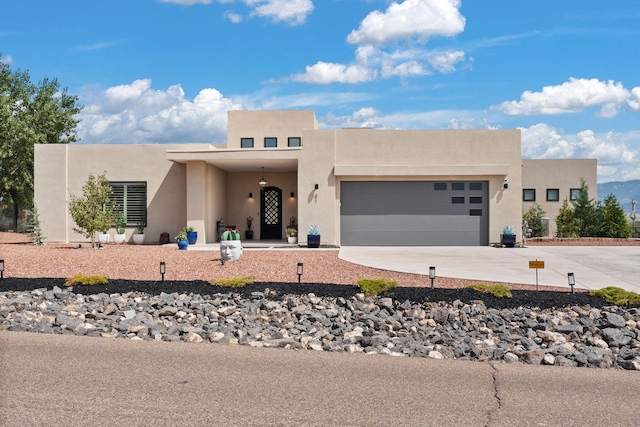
522,159,597,237
227,110,318,149
331,128,523,244
34,144,190,243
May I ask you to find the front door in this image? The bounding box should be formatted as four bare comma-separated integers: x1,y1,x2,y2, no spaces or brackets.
260,186,282,239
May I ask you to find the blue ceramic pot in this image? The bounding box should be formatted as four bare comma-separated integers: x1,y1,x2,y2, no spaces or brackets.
186,231,197,245
177,239,189,250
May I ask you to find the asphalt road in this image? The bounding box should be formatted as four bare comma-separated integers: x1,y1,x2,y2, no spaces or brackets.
1,332,639,426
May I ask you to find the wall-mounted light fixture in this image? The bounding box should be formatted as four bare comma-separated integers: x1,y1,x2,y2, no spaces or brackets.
0,259,4,279
160,262,166,282
291,192,295,198
314,183,319,190
259,167,267,188
429,266,436,289
567,272,575,295
503,179,508,189
249,192,253,199
297,262,304,284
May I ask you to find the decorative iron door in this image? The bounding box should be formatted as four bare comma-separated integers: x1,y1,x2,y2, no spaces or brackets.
260,187,282,239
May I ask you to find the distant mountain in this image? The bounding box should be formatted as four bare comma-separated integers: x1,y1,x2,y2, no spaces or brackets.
598,180,640,213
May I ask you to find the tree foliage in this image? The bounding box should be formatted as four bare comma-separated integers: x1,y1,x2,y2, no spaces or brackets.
600,194,632,238
523,203,547,237
555,178,631,239
0,56,82,231
68,172,118,248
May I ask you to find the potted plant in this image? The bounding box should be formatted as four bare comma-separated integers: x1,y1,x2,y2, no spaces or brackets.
307,225,320,248
175,230,189,250
220,226,242,262
98,226,110,244
245,216,254,240
113,215,127,244
132,222,145,245
286,227,298,244
501,225,516,248
184,225,197,245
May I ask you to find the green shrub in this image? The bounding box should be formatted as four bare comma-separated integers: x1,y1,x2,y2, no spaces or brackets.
591,287,640,306
466,283,512,299
357,278,397,296
65,274,108,286
209,276,256,288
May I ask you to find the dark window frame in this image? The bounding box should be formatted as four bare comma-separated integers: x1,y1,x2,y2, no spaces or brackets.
469,196,483,204
570,188,581,201
288,137,301,147
241,138,254,148
523,188,536,202
452,182,465,191
469,182,483,191
434,182,447,191
110,181,147,226
264,137,277,148
452,196,465,204
546,188,560,202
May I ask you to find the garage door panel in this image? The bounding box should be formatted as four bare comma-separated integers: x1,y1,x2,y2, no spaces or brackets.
341,181,488,246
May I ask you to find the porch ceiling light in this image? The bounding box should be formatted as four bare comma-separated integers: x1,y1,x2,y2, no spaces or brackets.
259,167,267,188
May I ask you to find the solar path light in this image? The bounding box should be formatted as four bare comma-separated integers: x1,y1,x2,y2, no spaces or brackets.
0,259,4,279
567,272,575,295
429,266,436,289
297,262,304,284
160,262,166,282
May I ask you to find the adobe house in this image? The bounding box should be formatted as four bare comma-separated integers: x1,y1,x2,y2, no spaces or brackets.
34,110,596,246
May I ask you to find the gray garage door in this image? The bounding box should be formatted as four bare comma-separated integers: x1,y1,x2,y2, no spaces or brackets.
340,181,488,246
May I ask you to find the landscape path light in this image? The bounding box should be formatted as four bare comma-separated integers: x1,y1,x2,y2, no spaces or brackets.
567,272,575,295
429,266,436,289
0,259,4,279
160,262,166,282
297,262,304,284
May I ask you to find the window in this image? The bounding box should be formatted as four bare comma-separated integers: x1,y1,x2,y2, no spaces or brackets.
570,188,581,201
469,209,482,216
469,182,483,191
547,188,560,201
110,182,147,226
434,182,447,190
288,137,301,147
241,138,254,148
452,182,465,191
470,196,482,204
452,196,465,204
264,137,277,148
523,189,536,202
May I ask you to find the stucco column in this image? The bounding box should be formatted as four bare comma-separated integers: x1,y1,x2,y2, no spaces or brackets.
186,161,207,244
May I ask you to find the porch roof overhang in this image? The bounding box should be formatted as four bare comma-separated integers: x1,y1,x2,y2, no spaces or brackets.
166,147,300,172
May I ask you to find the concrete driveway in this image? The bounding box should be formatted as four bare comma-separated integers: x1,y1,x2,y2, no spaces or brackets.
339,245,640,292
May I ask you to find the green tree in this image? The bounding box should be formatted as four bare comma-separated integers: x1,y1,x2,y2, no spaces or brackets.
600,194,632,238
523,203,547,237
0,56,82,231
572,178,601,237
555,199,578,237
68,172,118,248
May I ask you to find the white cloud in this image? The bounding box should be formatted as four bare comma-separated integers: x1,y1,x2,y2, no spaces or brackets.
427,50,465,73
0,54,13,64
250,0,314,26
628,87,640,111
78,79,242,143
347,0,465,45
290,62,377,84
224,11,243,23
520,123,639,182
496,78,631,117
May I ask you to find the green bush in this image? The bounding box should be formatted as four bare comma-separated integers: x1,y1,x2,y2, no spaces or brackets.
591,287,640,306
65,274,108,286
466,283,512,299
356,278,397,296
209,276,256,288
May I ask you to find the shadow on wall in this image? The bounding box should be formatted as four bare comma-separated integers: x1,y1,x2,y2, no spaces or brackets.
147,163,187,243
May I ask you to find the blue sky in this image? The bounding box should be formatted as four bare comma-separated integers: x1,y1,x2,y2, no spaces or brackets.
1,0,639,183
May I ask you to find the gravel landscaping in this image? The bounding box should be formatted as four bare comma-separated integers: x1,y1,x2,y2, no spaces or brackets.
2,233,640,370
